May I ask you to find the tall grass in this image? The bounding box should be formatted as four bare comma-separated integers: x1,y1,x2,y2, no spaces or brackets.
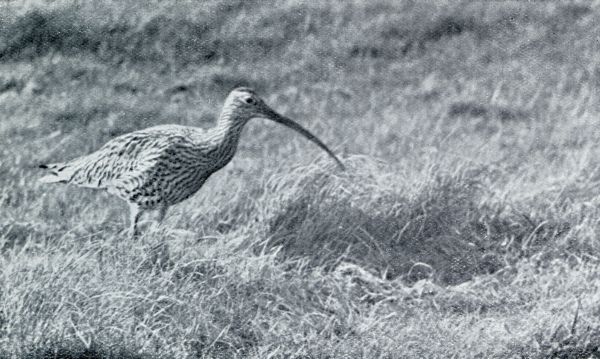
1,0,600,357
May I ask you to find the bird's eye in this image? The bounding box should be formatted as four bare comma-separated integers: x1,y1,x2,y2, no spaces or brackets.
245,97,255,104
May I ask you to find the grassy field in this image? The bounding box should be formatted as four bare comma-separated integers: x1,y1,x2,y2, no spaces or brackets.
1,0,600,357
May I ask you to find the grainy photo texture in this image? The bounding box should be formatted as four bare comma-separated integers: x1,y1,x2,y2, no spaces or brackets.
0,1,599,358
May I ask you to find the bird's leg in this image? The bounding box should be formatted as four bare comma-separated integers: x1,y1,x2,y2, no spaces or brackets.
150,205,169,233
157,205,169,223
129,204,143,239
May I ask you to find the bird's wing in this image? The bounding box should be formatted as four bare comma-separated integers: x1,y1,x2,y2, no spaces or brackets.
39,125,202,189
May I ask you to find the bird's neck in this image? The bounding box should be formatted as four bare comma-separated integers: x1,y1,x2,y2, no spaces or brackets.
201,107,251,169
213,108,249,146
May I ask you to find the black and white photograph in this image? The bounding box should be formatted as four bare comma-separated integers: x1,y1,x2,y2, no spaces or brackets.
0,0,599,357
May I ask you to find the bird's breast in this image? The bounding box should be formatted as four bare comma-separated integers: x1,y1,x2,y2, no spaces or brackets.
205,144,237,173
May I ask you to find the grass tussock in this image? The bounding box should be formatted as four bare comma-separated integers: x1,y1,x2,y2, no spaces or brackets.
265,159,491,284
1,0,600,357
262,157,579,285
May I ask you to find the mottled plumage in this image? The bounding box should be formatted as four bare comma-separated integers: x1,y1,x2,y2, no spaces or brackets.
40,88,344,237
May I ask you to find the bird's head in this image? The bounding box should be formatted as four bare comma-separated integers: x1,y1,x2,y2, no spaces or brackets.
225,87,281,121
223,87,345,170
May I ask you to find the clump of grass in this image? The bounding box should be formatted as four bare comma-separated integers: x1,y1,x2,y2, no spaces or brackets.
448,101,530,123
18,342,147,359
263,158,486,284
260,156,578,285
0,76,24,94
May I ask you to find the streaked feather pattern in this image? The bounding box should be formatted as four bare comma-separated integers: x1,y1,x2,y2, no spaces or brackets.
40,87,344,237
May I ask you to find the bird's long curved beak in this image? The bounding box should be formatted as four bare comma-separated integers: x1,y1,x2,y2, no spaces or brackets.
264,109,345,170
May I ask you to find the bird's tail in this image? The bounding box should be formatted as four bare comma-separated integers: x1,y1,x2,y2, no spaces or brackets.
39,162,71,183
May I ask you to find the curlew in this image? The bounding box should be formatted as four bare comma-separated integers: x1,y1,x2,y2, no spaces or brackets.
40,87,344,237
